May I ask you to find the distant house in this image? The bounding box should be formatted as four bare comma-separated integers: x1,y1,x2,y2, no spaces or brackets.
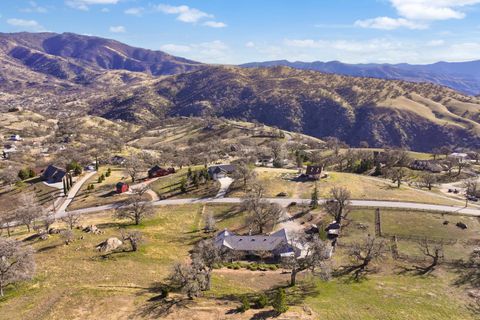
208,164,236,180
257,156,274,167
111,155,127,166
3,144,17,154
449,153,469,163
9,134,22,141
410,160,443,173
42,165,67,184
214,228,299,259
306,165,323,180
116,182,129,193
148,165,175,179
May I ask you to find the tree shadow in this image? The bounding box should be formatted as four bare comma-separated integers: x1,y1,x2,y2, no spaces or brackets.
250,310,279,319
37,244,61,253
134,282,192,318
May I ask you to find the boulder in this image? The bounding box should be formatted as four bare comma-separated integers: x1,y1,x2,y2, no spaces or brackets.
83,225,101,234
96,237,122,253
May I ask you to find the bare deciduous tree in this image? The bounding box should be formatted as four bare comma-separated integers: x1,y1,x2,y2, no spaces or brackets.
191,239,225,290
115,187,153,225
120,229,144,252
232,161,256,191
0,238,35,296
282,233,331,286
125,154,144,183
420,173,437,191
243,185,283,234
464,179,478,197
386,167,407,188
61,229,74,245
323,187,351,226
14,192,44,233
61,211,81,230
414,239,444,275
204,213,216,233
341,236,385,281
168,263,206,299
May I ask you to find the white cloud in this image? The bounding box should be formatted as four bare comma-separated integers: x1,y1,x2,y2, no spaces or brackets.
109,25,126,33
21,1,48,13
357,0,480,30
7,18,46,31
203,21,227,28
124,7,144,16
245,41,255,48
355,17,427,30
154,4,213,23
160,40,230,63
160,44,192,53
66,0,119,11
427,39,445,46
390,0,480,21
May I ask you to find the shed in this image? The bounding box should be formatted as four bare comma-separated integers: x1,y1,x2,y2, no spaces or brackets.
116,182,129,193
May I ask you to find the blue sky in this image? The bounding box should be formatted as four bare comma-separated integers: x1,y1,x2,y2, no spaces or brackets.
1,0,480,64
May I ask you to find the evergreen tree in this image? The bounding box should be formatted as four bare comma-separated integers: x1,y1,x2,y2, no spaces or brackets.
310,183,319,209
63,178,67,195
272,288,288,314
180,178,187,193
187,167,192,179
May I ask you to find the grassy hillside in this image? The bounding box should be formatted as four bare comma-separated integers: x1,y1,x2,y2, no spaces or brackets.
95,66,480,151
0,205,477,319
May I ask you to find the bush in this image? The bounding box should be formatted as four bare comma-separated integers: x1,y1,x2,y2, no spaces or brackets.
67,161,83,176
160,287,169,299
239,296,250,313
18,169,30,180
105,168,111,177
256,294,269,309
272,288,288,314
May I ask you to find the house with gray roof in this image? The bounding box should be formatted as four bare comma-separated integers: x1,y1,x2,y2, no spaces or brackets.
42,165,67,184
208,164,236,180
214,228,299,259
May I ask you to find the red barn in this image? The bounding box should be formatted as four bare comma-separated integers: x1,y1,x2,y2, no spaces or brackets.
148,165,175,179
116,182,129,193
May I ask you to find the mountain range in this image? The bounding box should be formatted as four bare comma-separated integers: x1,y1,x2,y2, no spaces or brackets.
241,60,480,96
1,32,480,152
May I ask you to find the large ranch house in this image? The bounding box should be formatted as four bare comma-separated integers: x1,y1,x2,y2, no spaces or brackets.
214,228,302,261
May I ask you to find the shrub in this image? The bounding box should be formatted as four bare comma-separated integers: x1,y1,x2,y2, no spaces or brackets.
256,294,269,309
160,287,169,299
239,296,250,313
18,169,30,180
272,288,288,314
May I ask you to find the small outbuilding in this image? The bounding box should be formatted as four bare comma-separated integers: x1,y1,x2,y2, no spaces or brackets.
116,182,129,194
148,165,175,178
306,165,323,180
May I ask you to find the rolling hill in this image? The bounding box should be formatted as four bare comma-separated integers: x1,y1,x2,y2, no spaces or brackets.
241,60,480,96
94,66,480,151
0,32,203,83
1,32,479,152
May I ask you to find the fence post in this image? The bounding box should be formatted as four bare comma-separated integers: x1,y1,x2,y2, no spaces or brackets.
375,208,382,237
391,236,399,260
